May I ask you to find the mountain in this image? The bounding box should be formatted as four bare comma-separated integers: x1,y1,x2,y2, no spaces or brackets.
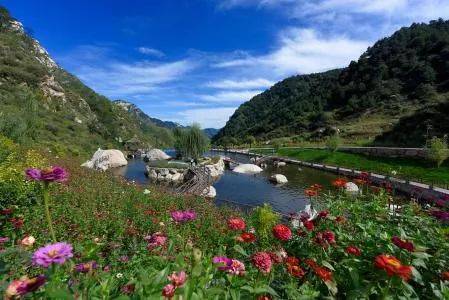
0,7,174,154
214,19,449,147
203,128,219,138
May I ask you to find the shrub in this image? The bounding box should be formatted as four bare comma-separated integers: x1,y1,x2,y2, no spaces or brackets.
427,136,448,167
326,134,341,152
174,124,209,161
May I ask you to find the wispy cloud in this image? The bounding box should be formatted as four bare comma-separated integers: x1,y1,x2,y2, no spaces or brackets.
137,47,165,58
173,107,238,128
206,78,274,89
198,90,263,103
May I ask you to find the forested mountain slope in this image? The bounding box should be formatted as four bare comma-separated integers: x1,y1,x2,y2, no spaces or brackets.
0,7,173,155
214,19,449,147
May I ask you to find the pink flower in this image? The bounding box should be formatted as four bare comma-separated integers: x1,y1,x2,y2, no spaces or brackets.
20,236,36,247
74,261,98,273
251,252,272,273
170,210,196,223
0,237,10,244
32,242,73,268
5,275,46,299
213,256,246,275
227,218,246,230
162,284,176,298
25,166,68,183
145,232,167,250
167,271,187,287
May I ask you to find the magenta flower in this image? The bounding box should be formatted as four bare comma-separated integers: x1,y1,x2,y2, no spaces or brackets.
213,256,246,275
0,237,9,244
32,242,73,268
74,261,98,273
431,210,449,221
145,232,167,250
25,166,69,183
170,210,197,223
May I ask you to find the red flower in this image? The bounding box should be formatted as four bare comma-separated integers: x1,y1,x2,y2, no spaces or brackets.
288,265,305,278
272,224,292,241
305,189,318,197
268,252,283,264
303,220,314,231
315,266,333,282
314,230,336,247
236,232,256,243
318,210,329,219
227,218,246,231
391,236,414,252
374,254,412,281
285,256,300,267
345,245,361,256
10,218,24,229
310,184,323,191
1,208,13,215
441,271,449,281
332,178,347,188
251,252,272,273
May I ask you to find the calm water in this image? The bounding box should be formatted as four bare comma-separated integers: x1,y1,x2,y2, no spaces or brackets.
113,150,339,215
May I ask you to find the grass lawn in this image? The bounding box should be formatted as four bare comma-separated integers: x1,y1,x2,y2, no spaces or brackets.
255,148,449,187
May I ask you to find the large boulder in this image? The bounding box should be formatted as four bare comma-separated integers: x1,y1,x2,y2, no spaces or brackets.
269,174,288,184
82,149,128,171
202,186,217,198
205,158,225,177
144,149,171,161
344,182,359,195
233,164,263,174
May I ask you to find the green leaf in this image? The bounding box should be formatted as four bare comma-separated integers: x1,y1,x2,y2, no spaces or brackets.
233,244,248,257
321,260,335,271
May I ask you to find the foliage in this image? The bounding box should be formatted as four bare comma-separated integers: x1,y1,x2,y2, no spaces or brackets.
214,19,449,146
325,134,341,152
427,136,449,167
1,144,449,298
174,124,210,160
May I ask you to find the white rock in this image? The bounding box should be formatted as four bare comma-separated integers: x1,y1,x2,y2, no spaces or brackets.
344,182,359,194
205,158,225,177
275,161,286,167
202,186,216,198
144,149,171,160
82,149,128,171
270,174,288,184
232,164,263,174
171,173,182,181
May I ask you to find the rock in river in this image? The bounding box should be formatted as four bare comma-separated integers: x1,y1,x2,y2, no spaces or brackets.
81,149,128,171
202,186,217,198
143,149,171,161
269,174,288,184
232,164,263,174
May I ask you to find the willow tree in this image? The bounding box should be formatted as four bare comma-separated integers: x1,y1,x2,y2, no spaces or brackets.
174,123,209,161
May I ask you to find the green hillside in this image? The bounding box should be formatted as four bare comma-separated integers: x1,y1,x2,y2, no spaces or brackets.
214,19,449,147
0,7,173,155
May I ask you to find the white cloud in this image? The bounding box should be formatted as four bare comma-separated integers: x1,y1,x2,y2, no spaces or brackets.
214,28,370,75
206,78,274,89
198,90,263,103
137,47,165,58
175,107,238,128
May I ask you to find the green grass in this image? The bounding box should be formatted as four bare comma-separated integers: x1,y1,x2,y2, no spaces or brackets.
257,148,449,187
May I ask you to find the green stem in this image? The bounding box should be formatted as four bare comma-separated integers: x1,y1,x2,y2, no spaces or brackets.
43,183,57,242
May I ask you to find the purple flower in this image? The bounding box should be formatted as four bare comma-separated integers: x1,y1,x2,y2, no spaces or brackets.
170,210,197,223
74,261,98,273
213,256,245,275
25,166,69,183
0,237,9,244
32,242,73,268
431,210,449,221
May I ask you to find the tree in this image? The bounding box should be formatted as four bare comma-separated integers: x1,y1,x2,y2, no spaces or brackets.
174,124,209,161
427,136,448,168
326,134,341,152
245,135,256,149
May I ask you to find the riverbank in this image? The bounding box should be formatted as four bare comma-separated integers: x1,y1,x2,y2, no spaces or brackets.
250,147,449,188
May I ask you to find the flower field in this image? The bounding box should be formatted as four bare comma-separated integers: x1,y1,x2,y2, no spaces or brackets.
1,137,449,299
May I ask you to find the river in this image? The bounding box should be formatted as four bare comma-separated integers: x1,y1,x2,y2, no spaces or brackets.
112,150,340,215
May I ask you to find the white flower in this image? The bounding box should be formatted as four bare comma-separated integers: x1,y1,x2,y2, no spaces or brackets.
159,222,165,227
116,273,123,279
143,189,151,195
391,170,397,176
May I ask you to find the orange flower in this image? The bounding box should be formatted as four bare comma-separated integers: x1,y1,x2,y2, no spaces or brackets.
374,254,412,281
332,178,348,188
288,265,305,278
315,266,333,282
442,271,449,281
285,256,300,267
310,184,323,191
305,189,318,197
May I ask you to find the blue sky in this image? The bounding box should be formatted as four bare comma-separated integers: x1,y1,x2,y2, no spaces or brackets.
3,0,449,128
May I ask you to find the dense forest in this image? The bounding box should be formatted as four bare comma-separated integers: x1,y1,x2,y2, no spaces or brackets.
214,19,449,147
0,7,174,155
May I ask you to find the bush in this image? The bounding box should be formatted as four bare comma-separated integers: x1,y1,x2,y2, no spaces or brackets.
174,124,209,160
326,134,341,152
427,136,448,167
